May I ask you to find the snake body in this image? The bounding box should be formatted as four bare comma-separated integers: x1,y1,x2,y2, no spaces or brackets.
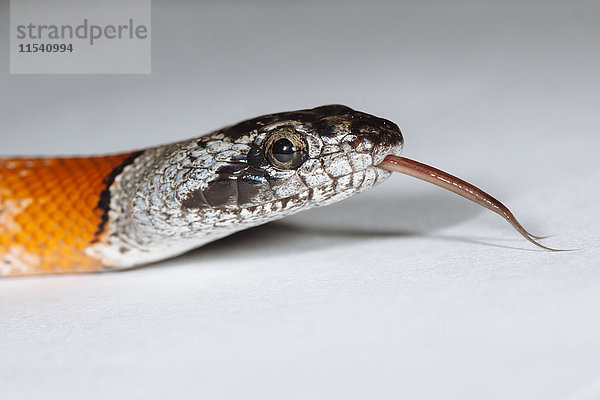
0,105,404,276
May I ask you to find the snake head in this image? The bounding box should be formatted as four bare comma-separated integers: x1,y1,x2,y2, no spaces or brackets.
175,104,404,214
97,104,407,267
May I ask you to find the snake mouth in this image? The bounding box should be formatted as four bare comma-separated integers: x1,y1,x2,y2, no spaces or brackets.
373,142,404,165
377,155,562,251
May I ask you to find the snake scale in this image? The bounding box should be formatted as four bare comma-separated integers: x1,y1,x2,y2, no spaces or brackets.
0,105,554,276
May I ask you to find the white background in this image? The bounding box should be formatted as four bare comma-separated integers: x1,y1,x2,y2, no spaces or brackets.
1,1,599,399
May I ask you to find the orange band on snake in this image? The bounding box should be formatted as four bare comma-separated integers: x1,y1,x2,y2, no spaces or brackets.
0,153,141,275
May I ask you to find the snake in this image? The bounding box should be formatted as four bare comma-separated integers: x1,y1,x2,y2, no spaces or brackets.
0,104,555,276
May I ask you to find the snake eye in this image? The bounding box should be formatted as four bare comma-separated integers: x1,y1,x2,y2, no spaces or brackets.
264,128,308,170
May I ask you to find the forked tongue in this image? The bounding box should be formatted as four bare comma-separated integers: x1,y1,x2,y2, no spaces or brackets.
377,155,561,251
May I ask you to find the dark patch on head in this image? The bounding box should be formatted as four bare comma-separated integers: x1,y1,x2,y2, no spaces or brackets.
202,177,238,208
181,164,269,210
93,151,144,242
235,166,270,207
236,178,263,207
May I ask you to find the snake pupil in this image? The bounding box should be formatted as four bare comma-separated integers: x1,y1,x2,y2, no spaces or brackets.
272,138,295,163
